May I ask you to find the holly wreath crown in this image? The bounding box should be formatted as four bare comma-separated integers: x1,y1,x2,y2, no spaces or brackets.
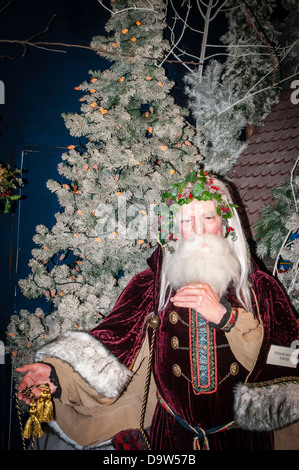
155,168,238,246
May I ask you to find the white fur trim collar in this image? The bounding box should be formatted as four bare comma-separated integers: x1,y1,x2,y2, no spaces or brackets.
35,331,132,399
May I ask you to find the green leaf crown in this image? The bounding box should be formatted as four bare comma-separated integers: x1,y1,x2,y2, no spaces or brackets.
155,169,238,246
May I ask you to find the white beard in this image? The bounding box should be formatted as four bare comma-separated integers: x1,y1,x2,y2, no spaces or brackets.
161,234,240,299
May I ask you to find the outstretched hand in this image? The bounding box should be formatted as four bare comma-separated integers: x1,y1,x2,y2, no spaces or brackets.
170,282,226,325
16,363,57,405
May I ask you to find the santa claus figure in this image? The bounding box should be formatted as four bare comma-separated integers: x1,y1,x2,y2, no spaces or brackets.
17,169,299,450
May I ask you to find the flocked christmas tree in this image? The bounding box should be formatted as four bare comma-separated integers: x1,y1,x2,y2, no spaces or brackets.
7,0,199,367
221,0,284,127
255,159,299,316
184,60,247,176
183,0,298,175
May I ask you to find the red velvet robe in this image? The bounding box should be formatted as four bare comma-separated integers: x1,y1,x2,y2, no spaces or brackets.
89,246,299,450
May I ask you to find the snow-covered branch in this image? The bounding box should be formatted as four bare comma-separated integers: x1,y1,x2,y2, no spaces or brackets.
272,157,299,286
216,70,299,118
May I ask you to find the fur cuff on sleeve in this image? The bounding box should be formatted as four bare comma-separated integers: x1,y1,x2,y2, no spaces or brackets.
35,331,132,399
234,382,299,431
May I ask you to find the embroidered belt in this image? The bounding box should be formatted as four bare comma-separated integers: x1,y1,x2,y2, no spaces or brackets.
157,393,236,450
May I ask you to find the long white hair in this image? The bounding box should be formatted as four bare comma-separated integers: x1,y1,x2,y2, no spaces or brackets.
158,177,252,313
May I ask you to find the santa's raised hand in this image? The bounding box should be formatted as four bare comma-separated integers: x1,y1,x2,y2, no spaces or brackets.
170,282,227,325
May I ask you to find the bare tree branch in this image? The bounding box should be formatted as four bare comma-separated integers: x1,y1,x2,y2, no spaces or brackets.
0,0,11,16
25,14,57,43
210,0,228,21
198,0,213,78
21,14,58,56
0,37,208,65
159,0,192,68
217,70,299,117
97,0,159,15
168,0,204,34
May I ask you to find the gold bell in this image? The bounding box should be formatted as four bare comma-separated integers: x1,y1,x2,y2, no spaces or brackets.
149,315,160,329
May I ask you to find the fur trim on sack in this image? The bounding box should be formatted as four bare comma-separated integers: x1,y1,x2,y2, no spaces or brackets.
35,331,132,399
234,382,299,431
47,421,114,450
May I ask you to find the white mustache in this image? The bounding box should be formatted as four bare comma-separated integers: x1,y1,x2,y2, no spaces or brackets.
163,234,240,297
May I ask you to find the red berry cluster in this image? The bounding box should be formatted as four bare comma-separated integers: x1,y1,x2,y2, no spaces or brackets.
1,190,12,197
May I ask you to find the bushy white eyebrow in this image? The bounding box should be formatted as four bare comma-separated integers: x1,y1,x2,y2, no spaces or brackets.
204,210,218,218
